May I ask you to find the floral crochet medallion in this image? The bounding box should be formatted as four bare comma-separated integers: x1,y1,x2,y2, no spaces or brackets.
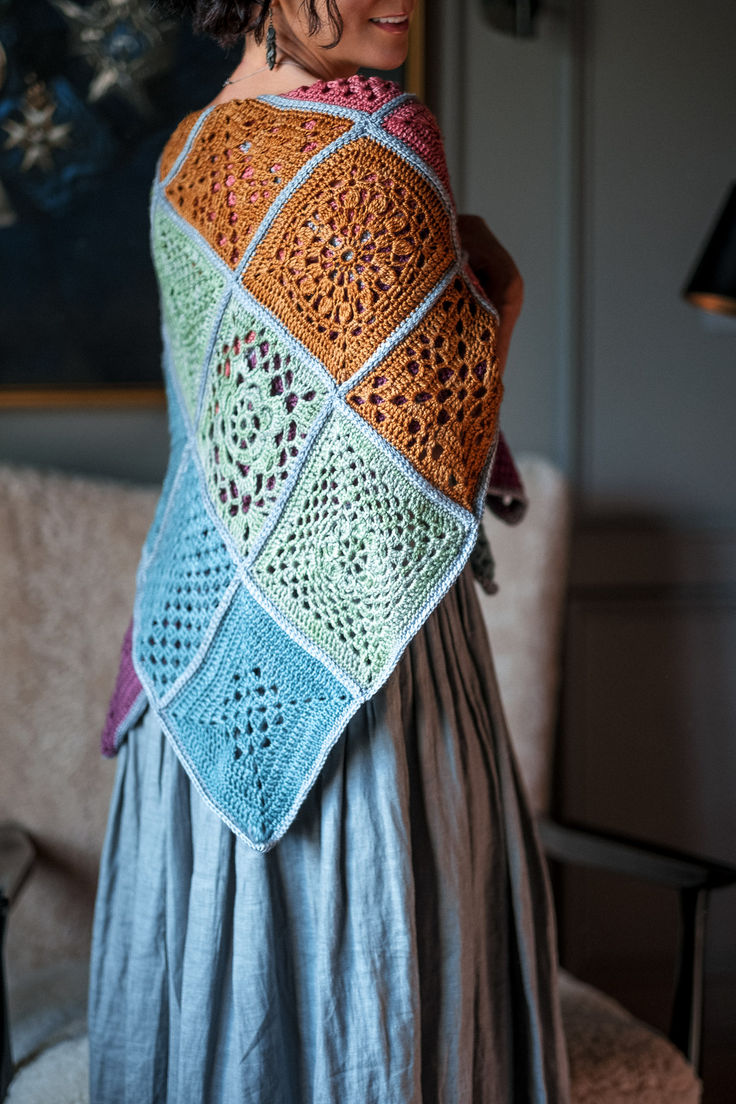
102,75,505,851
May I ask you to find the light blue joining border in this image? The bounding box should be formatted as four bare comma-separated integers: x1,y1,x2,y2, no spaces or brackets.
239,570,362,697
135,437,191,586
252,93,367,125
160,105,218,189
227,280,339,398
364,124,455,215
473,425,503,520
241,397,336,568
112,687,148,753
334,401,475,529
336,261,460,394
256,87,415,123
233,123,367,278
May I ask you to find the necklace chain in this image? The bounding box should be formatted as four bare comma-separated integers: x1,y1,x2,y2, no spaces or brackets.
222,60,307,87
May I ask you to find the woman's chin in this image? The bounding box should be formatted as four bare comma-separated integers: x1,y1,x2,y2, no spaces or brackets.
358,47,410,73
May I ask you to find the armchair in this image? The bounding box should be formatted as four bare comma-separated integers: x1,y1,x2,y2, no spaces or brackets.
478,454,736,1102
0,464,157,1101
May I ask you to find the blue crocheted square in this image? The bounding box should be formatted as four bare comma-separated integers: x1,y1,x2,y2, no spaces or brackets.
161,583,351,847
135,449,236,694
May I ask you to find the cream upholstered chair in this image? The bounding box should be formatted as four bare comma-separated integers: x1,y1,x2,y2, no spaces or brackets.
479,454,736,1104
0,465,157,1103
1,457,732,1102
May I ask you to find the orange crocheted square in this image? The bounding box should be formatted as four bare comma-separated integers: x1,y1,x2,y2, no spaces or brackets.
241,136,455,382
159,111,199,182
346,274,502,510
164,103,352,269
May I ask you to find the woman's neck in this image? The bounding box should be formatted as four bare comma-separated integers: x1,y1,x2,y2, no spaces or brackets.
209,59,321,107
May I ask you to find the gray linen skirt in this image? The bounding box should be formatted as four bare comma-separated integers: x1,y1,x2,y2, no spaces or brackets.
88,562,570,1103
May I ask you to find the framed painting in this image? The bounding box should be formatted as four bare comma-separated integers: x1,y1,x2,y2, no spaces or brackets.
0,0,425,409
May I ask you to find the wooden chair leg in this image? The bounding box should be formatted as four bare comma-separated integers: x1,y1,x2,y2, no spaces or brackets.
669,886,709,1075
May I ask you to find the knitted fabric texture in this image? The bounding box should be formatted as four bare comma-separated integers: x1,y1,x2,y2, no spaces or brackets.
100,621,147,757
103,74,509,851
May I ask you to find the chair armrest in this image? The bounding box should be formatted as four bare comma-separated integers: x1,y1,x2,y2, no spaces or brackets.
537,815,736,1073
537,816,736,890
0,824,36,906
1,824,36,1102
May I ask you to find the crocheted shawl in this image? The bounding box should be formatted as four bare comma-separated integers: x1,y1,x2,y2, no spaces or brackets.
102,74,515,852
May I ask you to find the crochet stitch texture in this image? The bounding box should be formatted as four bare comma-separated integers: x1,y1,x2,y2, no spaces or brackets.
103,74,505,851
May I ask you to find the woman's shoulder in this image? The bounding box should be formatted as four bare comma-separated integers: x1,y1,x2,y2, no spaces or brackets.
284,74,443,141
282,71,405,111
158,108,203,182
283,74,451,195
156,74,407,182
156,72,451,210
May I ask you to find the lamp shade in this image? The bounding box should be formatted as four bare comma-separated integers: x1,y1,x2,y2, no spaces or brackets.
683,182,736,316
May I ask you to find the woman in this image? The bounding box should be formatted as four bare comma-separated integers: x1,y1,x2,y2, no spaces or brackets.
89,1,570,1101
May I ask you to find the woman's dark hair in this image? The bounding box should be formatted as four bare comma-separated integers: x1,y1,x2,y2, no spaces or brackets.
159,0,344,50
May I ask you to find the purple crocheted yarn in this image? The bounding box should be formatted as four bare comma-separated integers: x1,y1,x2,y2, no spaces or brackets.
486,432,528,525
101,620,146,757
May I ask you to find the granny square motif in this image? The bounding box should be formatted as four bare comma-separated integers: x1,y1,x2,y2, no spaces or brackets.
345,272,503,510
162,585,351,846
164,99,353,269
242,135,455,381
252,407,467,691
106,75,504,851
152,209,228,418
198,298,331,557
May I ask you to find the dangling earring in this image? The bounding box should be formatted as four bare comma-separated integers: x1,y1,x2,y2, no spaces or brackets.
266,5,277,70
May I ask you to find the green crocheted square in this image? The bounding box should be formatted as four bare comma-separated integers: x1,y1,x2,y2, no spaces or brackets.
252,409,467,690
152,207,228,418
197,297,332,558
